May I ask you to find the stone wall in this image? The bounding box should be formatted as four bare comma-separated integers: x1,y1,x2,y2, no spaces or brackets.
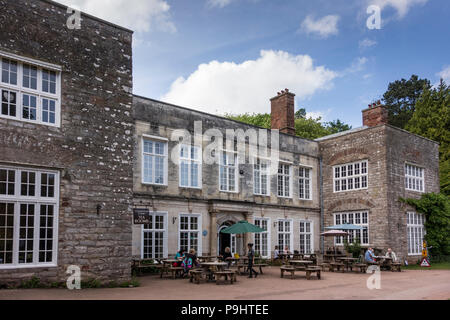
0,0,134,284
384,125,440,262
319,125,389,252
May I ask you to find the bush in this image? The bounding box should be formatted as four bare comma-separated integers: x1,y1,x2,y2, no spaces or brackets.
344,238,362,258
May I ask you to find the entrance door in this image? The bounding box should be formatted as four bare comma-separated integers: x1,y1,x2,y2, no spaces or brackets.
218,223,236,255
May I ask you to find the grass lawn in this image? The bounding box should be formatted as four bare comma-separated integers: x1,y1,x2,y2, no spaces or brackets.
403,262,450,270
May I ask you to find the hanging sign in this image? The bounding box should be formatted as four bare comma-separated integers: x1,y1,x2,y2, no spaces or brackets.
420,257,431,267
133,208,150,224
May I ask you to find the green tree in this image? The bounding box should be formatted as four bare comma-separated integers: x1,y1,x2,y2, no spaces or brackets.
225,113,271,129
225,112,352,140
406,80,450,195
295,108,306,119
400,193,450,257
383,74,431,129
324,119,352,135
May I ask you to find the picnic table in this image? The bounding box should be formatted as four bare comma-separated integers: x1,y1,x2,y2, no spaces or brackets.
336,257,358,272
198,256,219,263
161,259,184,279
289,260,314,270
200,262,229,281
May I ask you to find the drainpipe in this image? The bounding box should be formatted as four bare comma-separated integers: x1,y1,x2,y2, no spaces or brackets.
319,156,324,254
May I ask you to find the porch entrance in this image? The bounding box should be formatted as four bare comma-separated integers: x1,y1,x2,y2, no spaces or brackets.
218,222,236,256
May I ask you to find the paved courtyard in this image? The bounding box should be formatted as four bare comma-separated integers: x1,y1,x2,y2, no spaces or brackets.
1,267,449,300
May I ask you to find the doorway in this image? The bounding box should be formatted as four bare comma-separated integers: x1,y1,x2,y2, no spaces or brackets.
218,222,236,255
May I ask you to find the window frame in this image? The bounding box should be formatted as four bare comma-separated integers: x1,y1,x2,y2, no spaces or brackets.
333,211,369,246
298,166,312,200
141,135,169,186
219,151,239,193
253,158,270,196
277,218,293,252
299,220,314,254
0,52,61,127
179,144,202,189
178,213,202,256
407,211,426,256
277,163,292,198
333,160,368,193
0,165,59,269
141,211,168,259
253,217,271,258
405,163,425,193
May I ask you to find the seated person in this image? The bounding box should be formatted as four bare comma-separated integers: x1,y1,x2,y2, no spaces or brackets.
273,246,280,260
181,249,199,276
385,248,398,262
365,247,376,263
174,249,185,267
221,247,232,268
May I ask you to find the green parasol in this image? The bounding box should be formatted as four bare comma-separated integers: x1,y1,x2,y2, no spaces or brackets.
220,220,266,234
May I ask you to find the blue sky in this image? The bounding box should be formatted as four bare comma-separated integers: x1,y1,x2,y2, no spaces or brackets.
60,0,450,127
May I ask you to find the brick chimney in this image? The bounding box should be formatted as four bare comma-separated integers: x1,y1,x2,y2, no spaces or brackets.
270,89,295,135
362,100,388,127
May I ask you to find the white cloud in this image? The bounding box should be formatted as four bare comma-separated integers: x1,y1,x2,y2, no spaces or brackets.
306,109,333,122
341,57,368,75
300,15,340,38
369,0,428,19
56,0,176,33
359,38,377,49
161,50,337,115
437,66,450,84
207,0,234,8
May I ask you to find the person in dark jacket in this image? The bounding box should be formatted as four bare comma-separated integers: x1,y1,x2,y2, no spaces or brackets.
247,243,258,278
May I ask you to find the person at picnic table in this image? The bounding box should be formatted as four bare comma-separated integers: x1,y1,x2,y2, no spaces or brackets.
365,247,376,263
273,246,280,260
385,248,398,262
247,243,259,278
220,247,233,268
181,249,199,276
173,249,185,267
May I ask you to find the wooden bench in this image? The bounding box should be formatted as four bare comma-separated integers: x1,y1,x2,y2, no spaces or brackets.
214,271,235,285
319,262,331,271
236,264,247,275
169,266,184,279
330,262,345,272
305,266,321,280
132,259,164,276
353,263,368,273
391,262,402,272
223,269,237,282
189,269,204,284
280,266,296,279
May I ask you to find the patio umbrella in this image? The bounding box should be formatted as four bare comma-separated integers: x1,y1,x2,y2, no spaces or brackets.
221,220,266,255
324,223,363,230
320,229,350,257
220,220,266,234
320,230,349,236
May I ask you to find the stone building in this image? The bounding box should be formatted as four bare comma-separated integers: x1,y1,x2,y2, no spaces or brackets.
0,0,439,285
0,0,134,284
317,103,440,263
132,91,321,259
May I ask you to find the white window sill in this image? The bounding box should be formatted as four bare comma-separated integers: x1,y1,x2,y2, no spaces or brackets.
0,263,57,270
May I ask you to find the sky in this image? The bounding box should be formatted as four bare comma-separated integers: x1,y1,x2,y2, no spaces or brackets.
57,0,450,127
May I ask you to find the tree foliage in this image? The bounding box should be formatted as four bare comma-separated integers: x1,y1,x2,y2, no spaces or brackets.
225,112,352,140
406,80,450,195
400,193,450,257
383,74,431,129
